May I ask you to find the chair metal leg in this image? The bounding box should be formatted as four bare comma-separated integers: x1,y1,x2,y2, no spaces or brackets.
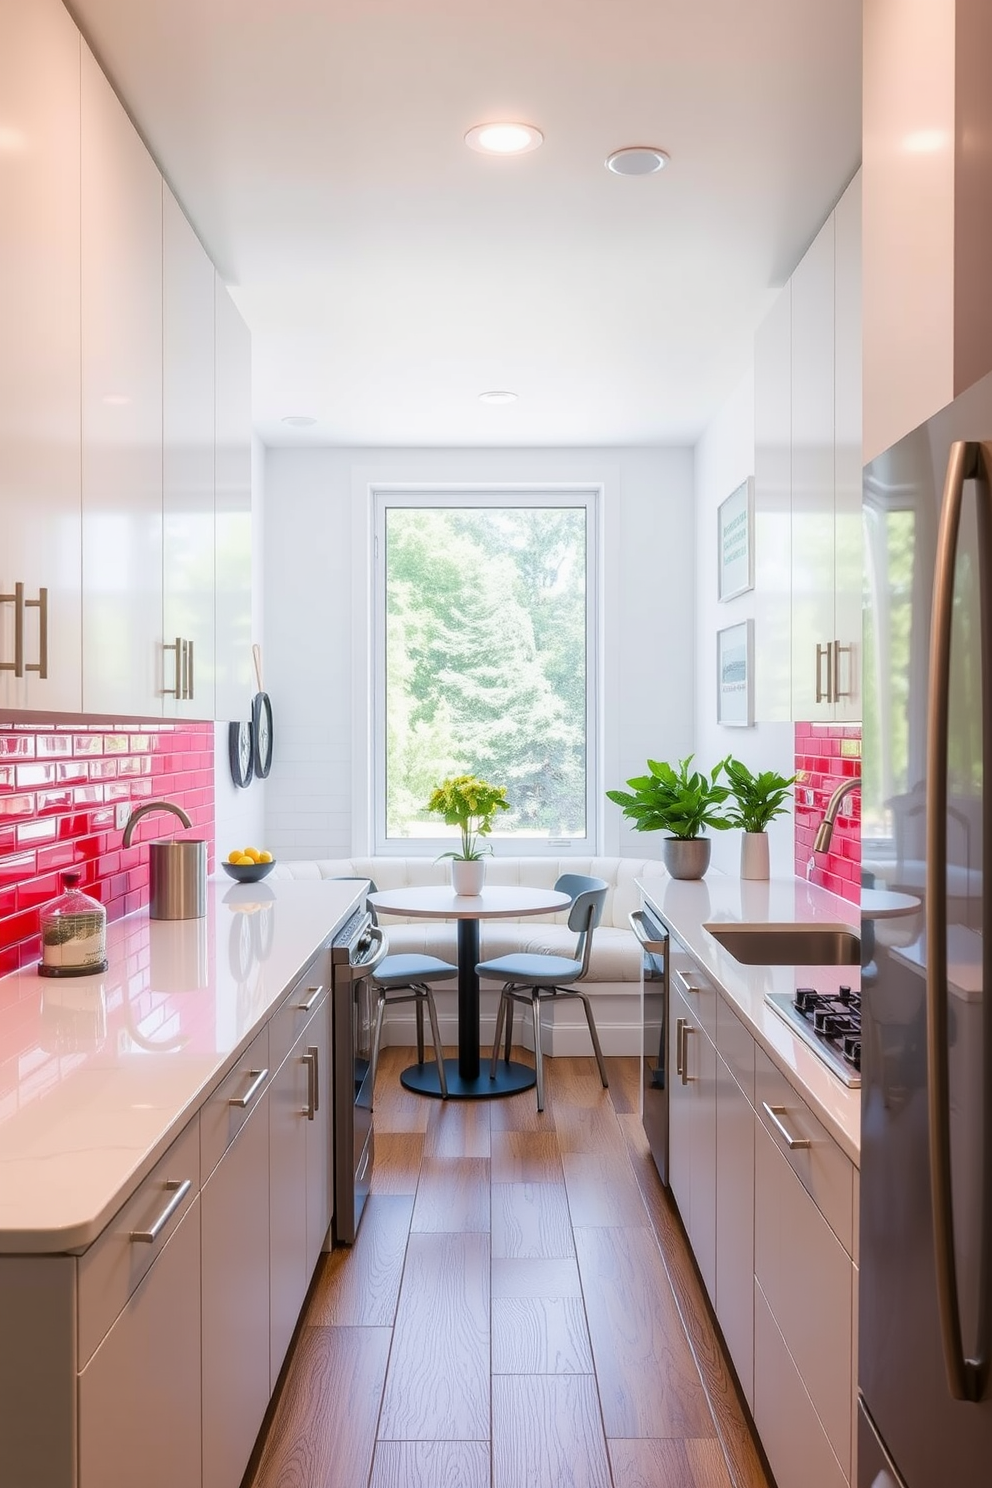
531,994,545,1112
369,991,388,1101
415,994,425,1066
504,994,513,1062
574,989,609,1088
490,990,508,1079
421,987,448,1098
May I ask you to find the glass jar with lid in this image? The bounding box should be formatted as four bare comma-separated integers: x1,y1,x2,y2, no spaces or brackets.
38,872,108,978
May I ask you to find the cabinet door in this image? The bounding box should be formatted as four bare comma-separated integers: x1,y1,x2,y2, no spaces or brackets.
754,1117,853,1480
790,217,836,721
833,173,862,723
668,985,693,1228
0,0,82,712
163,186,215,720
754,285,792,722
80,43,163,718
201,1088,270,1488
269,1033,310,1387
305,996,332,1272
214,282,253,723
715,1050,755,1406
79,1197,201,1488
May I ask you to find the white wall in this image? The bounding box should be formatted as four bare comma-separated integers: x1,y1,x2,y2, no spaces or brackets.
262,445,695,862
694,371,796,876
214,431,267,858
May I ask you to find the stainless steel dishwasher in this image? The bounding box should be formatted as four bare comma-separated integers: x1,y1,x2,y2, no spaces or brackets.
630,904,670,1184
330,905,386,1243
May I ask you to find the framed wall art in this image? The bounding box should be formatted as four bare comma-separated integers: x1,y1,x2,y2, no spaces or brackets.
717,619,753,727
717,477,754,602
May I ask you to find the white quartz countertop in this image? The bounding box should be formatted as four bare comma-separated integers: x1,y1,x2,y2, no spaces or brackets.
0,877,365,1254
638,874,861,1166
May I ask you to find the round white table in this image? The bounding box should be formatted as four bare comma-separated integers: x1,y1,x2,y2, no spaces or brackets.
366,884,571,1098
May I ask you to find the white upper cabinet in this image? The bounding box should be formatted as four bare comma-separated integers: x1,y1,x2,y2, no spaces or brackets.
754,286,792,723
863,0,992,461
0,0,82,712
754,173,862,724
214,283,253,724
163,187,216,719
80,44,164,719
832,175,862,724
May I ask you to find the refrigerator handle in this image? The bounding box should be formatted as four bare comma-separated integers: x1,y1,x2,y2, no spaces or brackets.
926,438,991,1404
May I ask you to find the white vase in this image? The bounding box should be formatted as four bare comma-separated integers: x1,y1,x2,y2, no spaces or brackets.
740,831,770,881
451,858,485,896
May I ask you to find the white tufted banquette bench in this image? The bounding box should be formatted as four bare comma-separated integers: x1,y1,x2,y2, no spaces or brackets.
271,856,668,1056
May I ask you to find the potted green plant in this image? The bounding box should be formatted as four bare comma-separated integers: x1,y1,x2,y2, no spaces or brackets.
606,755,731,879
425,774,510,894
722,757,796,880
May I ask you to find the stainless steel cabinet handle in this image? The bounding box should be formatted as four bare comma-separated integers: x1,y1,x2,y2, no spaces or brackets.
680,1023,694,1085
815,641,833,704
229,1067,269,1109
163,637,183,696
186,639,194,700
130,1178,192,1244
832,639,853,700
681,979,703,995
675,1016,685,1077
302,1050,316,1119
297,985,323,1013
24,587,47,678
926,438,992,1403
762,1102,811,1150
310,1044,320,1113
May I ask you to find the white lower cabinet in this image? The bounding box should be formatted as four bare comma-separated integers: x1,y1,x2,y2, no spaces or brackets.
78,1198,201,1488
269,988,329,1387
715,1043,755,1406
201,1085,271,1488
663,937,858,1488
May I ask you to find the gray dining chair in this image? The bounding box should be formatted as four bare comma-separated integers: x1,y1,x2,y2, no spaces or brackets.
477,873,609,1111
336,878,453,1099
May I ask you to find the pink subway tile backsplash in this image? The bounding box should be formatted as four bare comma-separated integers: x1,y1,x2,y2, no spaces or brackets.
794,722,861,906
0,722,215,967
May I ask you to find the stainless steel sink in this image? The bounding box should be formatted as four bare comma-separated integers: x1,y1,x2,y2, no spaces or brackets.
703,923,861,966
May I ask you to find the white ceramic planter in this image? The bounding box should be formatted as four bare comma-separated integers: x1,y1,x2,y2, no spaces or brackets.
661,838,711,880
740,831,770,880
451,858,485,895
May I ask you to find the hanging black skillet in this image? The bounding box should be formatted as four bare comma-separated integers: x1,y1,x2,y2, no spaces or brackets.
251,644,274,779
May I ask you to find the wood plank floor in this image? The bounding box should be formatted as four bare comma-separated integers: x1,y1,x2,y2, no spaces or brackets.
246,1051,772,1488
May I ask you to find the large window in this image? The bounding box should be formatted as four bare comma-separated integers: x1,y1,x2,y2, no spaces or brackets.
372,489,598,853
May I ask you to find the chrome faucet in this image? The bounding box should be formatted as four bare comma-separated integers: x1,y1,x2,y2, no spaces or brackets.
813,776,861,854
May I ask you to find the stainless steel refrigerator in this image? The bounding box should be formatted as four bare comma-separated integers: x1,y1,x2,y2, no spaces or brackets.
861,370,992,1486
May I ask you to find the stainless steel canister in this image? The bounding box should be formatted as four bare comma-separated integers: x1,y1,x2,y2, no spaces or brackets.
122,801,207,920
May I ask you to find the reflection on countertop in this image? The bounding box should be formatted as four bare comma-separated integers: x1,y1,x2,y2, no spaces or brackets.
638,873,861,1165
0,876,364,1253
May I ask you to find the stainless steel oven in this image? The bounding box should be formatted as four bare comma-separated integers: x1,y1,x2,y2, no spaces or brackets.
331,906,386,1244
630,905,670,1184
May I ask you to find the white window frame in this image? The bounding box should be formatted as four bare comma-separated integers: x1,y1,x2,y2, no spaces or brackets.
370,484,601,857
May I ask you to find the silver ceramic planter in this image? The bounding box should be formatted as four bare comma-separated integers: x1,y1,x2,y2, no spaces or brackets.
661,837,711,880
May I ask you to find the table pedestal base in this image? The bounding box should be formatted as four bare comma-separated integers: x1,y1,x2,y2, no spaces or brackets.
399,1058,536,1100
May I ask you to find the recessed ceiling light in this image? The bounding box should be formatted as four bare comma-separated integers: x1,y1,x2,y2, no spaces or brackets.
605,146,670,176
281,414,317,427
465,122,544,156
479,390,518,405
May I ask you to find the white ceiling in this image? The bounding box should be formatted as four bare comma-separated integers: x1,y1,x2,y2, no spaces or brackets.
67,0,861,449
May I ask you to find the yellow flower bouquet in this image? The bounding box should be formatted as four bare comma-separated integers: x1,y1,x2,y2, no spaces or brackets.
425,774,510,860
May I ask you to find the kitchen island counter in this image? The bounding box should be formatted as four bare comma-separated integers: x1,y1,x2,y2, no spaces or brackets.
0,876,364,1253
639,874,861,1164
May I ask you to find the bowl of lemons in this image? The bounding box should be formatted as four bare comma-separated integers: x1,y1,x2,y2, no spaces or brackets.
222,847,276,883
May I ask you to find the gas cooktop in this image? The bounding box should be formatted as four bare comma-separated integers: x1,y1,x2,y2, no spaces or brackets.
766,985,861,1089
